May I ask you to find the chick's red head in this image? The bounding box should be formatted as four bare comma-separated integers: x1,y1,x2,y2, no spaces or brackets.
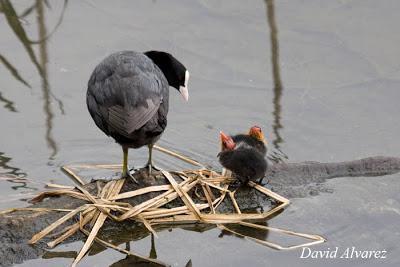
249,125,267,144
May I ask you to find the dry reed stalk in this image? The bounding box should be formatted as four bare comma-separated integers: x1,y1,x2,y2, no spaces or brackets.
151,212,289,224
111,184,173,200
229,191,241,214
61,166,86,185
68,164,122,170
24,144,326,266
118,178,197,221
0,207,73,215
213,184,230,210
45,183,75,189
201,184,215,214
29,204,89,244
219,221,325,250
204,183,215,200
248,181,289,204
144,197,222,220
153,145,204,167
73,179,125,266
161,171,202,220
136,214,157,237
30,189,88,204
47,208,97,248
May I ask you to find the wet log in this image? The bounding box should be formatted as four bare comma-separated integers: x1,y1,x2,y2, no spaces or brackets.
1,156,400,266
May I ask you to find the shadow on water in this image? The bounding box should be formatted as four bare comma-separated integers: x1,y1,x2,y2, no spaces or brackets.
265,0,288,163
0,0,68,159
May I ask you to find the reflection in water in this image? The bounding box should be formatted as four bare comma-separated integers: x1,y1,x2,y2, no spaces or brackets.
0,0,68,159
42,250,77,259
0,152,26,177
1,0,44,76
265,0,288,162
0,91,17,112
149,233,157,259
110,255,165,267
36,0,58,159
0,151,37,191
185,259,192,267
219,221,270,241
110,234,161,267
0,53,31,88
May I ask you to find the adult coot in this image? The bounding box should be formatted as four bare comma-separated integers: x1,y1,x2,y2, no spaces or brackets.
231,125,267,156
218,131,267,184
87,51,189,181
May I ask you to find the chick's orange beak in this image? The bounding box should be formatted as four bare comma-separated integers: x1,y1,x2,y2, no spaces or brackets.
220,131,236,150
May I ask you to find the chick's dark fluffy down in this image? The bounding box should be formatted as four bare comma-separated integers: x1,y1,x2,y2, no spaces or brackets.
218,148,267,183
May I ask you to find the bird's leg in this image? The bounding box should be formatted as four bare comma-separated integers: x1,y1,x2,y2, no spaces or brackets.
121,146,138,184
145,144,161,175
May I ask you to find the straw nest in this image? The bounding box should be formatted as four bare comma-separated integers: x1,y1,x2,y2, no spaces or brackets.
1,145,325,266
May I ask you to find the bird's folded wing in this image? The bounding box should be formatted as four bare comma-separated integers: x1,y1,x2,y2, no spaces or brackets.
107,98,161,137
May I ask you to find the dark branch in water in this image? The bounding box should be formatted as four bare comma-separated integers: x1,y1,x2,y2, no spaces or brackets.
0,156,399,266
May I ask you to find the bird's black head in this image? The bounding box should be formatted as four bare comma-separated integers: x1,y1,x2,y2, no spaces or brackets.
144,50,189,101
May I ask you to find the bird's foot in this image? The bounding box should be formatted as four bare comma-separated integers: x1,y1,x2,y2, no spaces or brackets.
145,163,162,176
130,164,162,176
122,169,139,184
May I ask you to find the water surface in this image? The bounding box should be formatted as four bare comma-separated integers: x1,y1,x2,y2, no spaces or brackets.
1,0,400,266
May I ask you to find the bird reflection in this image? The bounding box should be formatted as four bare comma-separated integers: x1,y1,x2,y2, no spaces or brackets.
0,0,68,159
265,0,288,162
149,233,157,259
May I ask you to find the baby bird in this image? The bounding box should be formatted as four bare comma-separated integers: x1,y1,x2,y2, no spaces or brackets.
218,131,267,184
231,125,267,156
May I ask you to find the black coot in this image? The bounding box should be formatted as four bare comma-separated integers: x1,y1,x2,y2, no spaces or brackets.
87,51,189,181
218,131,267,184
231,125,267,156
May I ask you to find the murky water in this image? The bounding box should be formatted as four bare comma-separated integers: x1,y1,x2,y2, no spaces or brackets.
1,0,400,266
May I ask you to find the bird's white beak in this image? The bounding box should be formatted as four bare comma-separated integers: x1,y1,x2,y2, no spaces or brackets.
179,70,190,102
179,86,189,101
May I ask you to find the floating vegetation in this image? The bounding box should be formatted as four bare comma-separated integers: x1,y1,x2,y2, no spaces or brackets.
2,145,325,266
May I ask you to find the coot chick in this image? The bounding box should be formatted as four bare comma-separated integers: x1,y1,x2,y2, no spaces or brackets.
87,51,189,181
232,125,267,156
218,131,267,184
